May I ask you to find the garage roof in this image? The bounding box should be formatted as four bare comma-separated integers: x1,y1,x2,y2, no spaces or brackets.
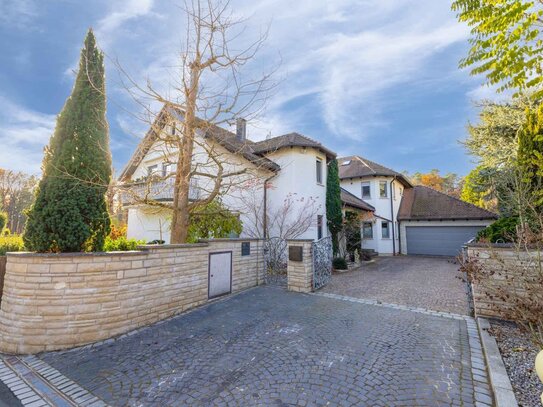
398,186,498,221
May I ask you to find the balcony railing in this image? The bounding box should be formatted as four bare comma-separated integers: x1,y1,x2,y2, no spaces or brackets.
120,177,201,205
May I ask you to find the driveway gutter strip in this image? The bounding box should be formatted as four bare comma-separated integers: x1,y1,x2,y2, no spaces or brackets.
477,317,519,407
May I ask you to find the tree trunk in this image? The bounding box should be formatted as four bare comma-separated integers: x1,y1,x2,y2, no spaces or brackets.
169,62,200,244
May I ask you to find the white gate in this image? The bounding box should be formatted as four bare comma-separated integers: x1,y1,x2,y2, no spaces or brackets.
208,251,232,299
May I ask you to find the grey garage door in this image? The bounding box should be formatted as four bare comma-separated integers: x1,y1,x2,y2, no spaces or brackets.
406,226,485,256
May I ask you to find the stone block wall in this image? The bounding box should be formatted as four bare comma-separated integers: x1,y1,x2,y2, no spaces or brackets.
287,240,313,293
0,239,264,354
466,245,542,319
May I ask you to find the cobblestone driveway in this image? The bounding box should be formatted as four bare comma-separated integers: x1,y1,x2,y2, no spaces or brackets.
322,256,470,315
38,286,490,406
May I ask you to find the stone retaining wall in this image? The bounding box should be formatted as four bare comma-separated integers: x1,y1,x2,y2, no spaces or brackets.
0,239,264,354
466,245,542,319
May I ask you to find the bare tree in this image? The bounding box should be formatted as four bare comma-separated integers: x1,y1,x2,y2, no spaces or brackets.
0,169,38,234
241,191,321,239
116,0,277,243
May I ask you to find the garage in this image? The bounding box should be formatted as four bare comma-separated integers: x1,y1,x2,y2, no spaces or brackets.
398,186,497,256
405,225,486,256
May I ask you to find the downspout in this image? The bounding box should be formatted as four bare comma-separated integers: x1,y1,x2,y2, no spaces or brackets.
390,178,396,255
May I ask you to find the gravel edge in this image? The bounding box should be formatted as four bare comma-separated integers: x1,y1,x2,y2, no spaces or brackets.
477,318,519,407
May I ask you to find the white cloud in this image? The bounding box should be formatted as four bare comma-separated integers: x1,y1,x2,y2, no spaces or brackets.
0,96,55,174
466,84,513,103
0,0,38,28
96,0,155,42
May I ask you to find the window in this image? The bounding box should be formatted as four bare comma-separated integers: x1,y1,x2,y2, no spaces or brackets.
381,221,390,239
171,124,176,136
316,159,323,184
147,164,158,177
241,242,251,256
317,215,323,240
162,163,171,176
379,181,388,198
361,182,371,198
362,222,373,239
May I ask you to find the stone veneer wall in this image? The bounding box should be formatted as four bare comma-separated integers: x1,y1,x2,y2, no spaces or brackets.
286,240,313,293
466,245,542,319
0,239,264,354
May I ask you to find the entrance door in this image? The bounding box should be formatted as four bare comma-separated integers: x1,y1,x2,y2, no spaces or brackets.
208,252,232,299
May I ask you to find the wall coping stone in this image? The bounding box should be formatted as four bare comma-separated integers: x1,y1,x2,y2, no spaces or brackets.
467,242,542,250
7,251,147,258
137,243,209,250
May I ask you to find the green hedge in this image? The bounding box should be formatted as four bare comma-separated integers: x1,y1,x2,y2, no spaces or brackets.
0,235,25,256
103,236,146,252
332,256,348,270
476,217,519,243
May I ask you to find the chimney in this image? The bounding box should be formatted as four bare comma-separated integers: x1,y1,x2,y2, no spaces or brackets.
236,118,247,141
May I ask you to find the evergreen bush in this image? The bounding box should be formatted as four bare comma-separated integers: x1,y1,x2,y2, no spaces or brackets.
24,29,112,252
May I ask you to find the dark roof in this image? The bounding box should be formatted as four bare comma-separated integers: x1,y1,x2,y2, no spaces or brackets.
340,188,374,212
398,185,498,221
252,133,336,159
119,106,280,181
338,156,412,187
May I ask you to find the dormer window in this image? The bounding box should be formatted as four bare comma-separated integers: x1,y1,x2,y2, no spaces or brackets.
341,160,351,166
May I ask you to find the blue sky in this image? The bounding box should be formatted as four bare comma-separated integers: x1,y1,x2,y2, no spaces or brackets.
0,0,499,177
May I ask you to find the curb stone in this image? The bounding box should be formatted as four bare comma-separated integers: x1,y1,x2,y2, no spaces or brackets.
477,317,519,407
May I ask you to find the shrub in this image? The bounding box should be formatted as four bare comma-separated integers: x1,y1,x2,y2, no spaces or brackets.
0,235,24,256
187,200,242,243
332,256,348,270
24,30,111,253
109,224,127,240
103,236,145,252
477,216,519,243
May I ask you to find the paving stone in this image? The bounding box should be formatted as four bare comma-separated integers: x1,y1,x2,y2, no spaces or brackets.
36,286,489,406
321,256,470,315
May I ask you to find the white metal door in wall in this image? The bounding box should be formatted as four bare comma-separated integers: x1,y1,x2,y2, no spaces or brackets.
208,252,232,299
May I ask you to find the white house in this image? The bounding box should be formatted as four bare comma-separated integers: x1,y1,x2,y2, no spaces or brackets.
338,156,497,256
119,106,341,243
120,106,495,256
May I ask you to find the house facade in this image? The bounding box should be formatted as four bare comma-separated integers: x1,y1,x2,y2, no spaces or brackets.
119,106,339,243
120,106,496,256
338,156,497,256
338,156,411,255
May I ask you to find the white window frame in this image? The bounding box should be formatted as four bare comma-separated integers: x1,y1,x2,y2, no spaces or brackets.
381,221,390,239
316,158,323,184
362,222,373,239
361,181,371,199
147,164,158,177
379,181,388,198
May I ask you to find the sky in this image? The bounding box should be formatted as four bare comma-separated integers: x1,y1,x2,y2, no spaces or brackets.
0,0,500,177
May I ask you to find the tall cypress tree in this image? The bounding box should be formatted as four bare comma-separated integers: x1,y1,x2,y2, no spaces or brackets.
24,29,112,252
326,158,343,255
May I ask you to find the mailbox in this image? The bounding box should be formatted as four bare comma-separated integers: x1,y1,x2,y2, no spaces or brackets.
289,246,303,262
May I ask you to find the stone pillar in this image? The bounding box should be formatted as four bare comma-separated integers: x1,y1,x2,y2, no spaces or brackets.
286,240,313,293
